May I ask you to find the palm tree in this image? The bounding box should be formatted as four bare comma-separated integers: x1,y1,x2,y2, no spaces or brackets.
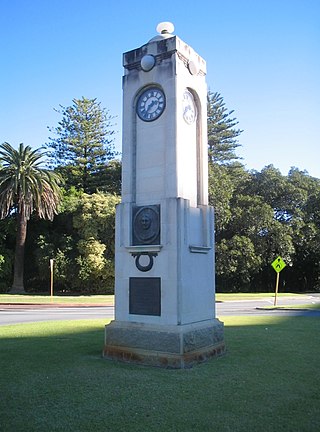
0,142,61,293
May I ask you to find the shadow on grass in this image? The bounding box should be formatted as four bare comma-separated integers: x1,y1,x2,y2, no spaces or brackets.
0,316,319,432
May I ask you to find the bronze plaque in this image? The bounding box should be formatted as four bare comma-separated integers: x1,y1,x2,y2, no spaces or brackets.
132,205,160,245
129,277,161,316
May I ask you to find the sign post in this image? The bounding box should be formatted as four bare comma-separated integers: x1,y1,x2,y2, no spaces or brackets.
271,256,286,306
50,259,54,302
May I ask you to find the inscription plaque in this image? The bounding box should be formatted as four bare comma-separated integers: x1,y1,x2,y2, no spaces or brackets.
129,277,161,316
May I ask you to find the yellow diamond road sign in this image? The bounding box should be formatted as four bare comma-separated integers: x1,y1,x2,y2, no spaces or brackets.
271,256,286,273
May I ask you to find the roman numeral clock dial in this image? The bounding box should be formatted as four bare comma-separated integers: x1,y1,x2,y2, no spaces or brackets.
137,87,166,121
182,90,196,124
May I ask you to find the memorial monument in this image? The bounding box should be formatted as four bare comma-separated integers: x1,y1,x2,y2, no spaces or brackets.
103,22,225,368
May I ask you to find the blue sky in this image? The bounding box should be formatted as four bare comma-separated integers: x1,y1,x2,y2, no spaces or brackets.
1,0,319,177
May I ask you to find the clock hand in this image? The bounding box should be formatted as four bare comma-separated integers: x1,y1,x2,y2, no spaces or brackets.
146,98,159,112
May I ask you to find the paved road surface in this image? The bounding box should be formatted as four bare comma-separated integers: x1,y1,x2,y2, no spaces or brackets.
0,306,114,326
216,294,320,317
0,294,319,325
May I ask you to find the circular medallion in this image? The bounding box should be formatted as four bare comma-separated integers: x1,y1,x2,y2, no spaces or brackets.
141,55,156,72
137,87,166,122
188,60,199,76
182,90,197,124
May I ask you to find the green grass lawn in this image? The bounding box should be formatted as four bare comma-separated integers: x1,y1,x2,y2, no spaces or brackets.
1,316,319,432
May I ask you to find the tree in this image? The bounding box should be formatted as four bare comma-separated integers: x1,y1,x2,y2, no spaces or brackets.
208,163,233,232
212,162,297,292
209,162,251,233
286,169,320,291
216,235,262,292
207,91,243,165
72,192,120,292
30,191,120,293
96,159,122,195
247,165,295,222
0,142,61,293
47,97,117,193
0,217,16,292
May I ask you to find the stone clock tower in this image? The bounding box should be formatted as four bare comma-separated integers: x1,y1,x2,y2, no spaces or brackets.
103,22,225,368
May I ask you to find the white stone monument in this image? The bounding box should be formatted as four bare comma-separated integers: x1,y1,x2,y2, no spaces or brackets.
103,22,225,368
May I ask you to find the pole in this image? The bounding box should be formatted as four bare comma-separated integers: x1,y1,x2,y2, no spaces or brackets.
50,259,54,302
274,272,280,307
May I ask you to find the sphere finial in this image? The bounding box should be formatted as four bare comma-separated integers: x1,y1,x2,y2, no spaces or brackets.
156,22,174,35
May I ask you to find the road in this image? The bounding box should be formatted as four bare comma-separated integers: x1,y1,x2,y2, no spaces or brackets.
0,295,319,326
216,294,320,316
0,305,114,326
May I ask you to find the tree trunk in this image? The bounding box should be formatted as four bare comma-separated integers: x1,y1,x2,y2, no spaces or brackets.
10,213,27,293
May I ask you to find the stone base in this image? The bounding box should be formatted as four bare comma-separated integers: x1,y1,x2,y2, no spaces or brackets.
103,319,225,369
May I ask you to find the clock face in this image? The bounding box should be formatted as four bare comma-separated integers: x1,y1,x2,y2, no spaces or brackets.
137,87,166,121
182,90,197,124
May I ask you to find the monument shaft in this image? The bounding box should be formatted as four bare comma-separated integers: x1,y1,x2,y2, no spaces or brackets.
103,24,225,368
